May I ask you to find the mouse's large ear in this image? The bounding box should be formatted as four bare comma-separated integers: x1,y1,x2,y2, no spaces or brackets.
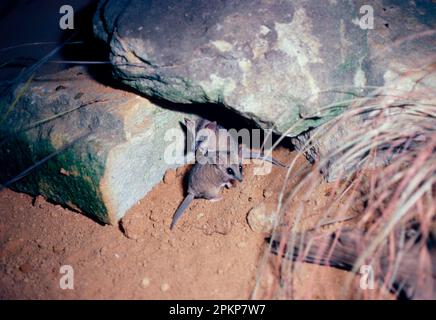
184,118,195,129
205,121,217,131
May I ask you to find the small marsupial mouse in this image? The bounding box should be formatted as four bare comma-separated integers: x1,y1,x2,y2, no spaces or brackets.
184,118,288,168
170,151,243,229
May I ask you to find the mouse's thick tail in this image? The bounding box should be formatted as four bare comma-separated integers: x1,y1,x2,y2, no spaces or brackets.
170,193,195,230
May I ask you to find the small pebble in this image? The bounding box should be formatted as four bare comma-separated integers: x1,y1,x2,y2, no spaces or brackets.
163,169,177,184
19,262,32,273
149,210,159,222
263,189,273,198
99,247,107,256
33,196,46,209
52,245,65,254
247,203,275,233
141,277,150,288
237,241,247,248
161,283,170,292
120,219,139,240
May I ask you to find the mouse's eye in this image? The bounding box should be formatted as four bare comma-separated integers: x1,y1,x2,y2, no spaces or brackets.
239,165,243,172
226,168,234,176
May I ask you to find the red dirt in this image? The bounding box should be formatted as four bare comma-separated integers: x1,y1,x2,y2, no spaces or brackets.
0,148,371,299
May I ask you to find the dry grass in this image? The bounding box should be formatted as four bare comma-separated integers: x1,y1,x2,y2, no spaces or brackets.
253,61,436,300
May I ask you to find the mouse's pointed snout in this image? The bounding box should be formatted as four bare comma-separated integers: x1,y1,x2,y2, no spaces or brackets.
235,173,243,182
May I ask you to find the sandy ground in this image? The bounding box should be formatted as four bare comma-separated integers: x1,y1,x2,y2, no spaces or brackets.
0,148,372,299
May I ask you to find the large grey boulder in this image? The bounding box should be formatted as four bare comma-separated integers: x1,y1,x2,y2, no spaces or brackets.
0,67,189,224
291,0,436,180
93,0,372,136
